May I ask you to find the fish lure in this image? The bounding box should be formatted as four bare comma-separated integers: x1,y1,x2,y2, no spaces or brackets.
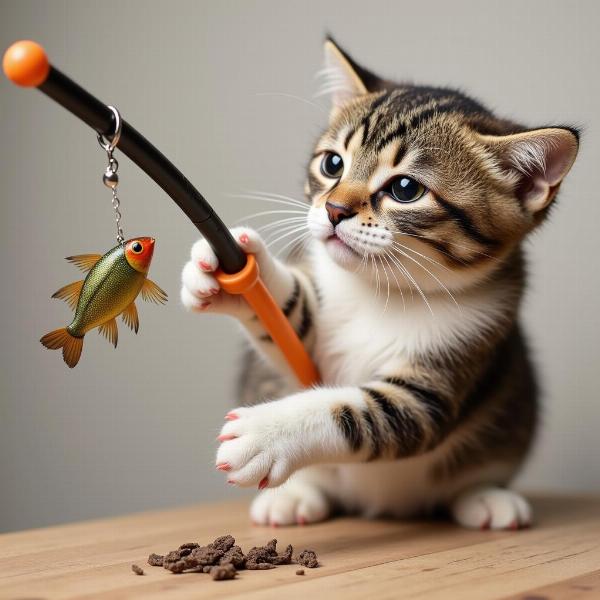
40,237,167,367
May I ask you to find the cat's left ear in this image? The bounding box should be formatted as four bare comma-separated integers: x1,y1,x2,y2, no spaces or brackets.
320,37,383,110
480,127,579,213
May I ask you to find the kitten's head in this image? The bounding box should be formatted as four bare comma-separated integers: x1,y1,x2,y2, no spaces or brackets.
306,38,579,291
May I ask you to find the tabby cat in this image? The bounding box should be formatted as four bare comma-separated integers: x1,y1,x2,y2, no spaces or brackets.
181,39,578,529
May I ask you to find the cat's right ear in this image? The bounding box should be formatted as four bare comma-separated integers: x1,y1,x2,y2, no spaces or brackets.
320,37,382,113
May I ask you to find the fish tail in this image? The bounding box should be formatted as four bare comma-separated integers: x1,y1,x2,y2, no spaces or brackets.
40,328,84,368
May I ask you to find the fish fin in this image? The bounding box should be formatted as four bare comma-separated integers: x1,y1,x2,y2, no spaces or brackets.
40,328,84,368
121,302,139,333
51,280,84,310
141,279,168,304
65,254,103,272
98,318,118,348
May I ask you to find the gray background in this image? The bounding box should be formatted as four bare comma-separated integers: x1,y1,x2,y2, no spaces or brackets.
0,0,598,533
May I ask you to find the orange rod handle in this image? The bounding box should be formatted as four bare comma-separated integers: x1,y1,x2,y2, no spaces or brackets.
216,255,319,387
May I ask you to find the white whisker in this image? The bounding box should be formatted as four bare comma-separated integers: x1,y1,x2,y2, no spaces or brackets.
228,191,308,210
255,92,326,114
257,216,307,234
388,228,498,263
378,255,391,313
382,252,405,312
392,256,433,315
391,240,452,273
266,225,309,249
276,230,312,258
246,190,310,209
392,246,461,311
235,209,308,225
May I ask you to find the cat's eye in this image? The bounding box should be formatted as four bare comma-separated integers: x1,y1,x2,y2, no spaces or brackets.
321,152,344,178
388,176,426,203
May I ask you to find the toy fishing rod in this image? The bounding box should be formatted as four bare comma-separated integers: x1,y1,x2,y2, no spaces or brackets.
3,40,319,386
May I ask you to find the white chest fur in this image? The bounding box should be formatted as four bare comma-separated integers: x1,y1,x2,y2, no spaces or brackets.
310,246,508,386
291,246,519,518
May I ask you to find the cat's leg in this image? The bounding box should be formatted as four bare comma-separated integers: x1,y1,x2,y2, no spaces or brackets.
249,467,334,526
181,226,317,377
450,485,532,530
214,369,458,490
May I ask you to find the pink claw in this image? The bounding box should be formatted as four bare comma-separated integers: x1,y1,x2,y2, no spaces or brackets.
216,463,231,472
225,412,239,421
217,433,237,442
297,516,307,526
227,479,236,485
258,476,269,490
480,518,491,530
209,288,219,295
200,301,211,310
239,233,249,245
508,519,519,530
271,521,279,528
199,260,212,271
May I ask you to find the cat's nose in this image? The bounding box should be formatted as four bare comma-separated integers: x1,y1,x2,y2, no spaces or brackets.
325,201,357,227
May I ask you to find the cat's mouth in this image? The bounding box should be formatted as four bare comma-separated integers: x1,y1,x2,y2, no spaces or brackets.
325,232,362,260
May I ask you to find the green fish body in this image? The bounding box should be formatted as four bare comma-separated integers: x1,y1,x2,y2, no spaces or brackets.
68,246,145,336
41,237,167,367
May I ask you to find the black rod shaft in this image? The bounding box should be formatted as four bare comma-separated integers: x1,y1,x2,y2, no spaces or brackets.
38,66,247,274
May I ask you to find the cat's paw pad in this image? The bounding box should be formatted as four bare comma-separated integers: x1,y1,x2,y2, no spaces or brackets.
180,227,262,315
216,405,299,489
451,487,532,530
249,483,330,526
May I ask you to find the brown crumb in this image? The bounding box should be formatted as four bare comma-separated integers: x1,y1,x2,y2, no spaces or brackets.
297,550,319,568
245,539,292,569
210,535,236,553
210,563,237,581
163,534,238,574
247,561,276,570
147,553,164,567
131,564,144,576
178,542,200,554
296,569,305,576
220,545,246,569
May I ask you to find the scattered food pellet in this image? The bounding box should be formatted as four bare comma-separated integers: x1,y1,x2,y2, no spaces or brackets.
246,539,292,569
210,563,237,581
143,535,320,582
297,550,319,568
147,553,164,567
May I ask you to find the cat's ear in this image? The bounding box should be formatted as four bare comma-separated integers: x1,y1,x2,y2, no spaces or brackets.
320,36,382,109
480,127,579,213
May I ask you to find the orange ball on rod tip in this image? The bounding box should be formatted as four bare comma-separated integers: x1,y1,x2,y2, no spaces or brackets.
3,40,50,87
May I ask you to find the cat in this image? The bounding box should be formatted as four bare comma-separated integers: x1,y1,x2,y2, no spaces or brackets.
181,38,578,529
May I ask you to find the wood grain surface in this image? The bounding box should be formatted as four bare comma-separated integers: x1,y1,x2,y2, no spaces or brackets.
0,495,598,599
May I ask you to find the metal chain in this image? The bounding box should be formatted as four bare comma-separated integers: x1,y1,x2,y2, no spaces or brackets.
97,106,125,245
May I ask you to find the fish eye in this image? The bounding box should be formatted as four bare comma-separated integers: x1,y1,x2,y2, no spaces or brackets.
320,152,344,178
387,176,427,203
131,241,143,254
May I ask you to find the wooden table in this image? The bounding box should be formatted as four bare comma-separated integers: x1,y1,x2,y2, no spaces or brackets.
1,495,599,599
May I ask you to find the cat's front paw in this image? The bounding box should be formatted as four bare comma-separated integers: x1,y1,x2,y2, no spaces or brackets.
215,404,304,489
180,227,268,317
451,486,532,530
250,480,330,526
